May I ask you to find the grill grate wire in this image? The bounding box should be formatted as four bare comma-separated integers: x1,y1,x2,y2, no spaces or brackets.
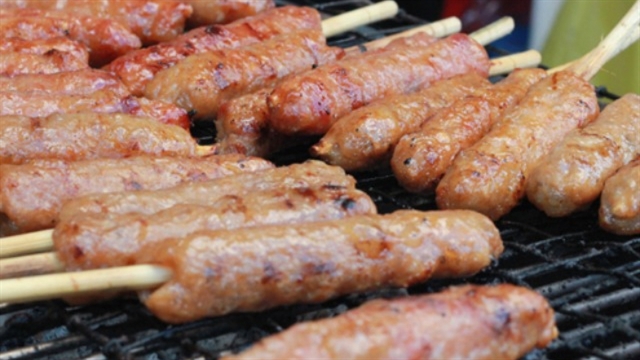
2,1,639,359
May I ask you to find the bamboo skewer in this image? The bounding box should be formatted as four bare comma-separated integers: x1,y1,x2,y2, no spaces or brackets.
320,0,399,38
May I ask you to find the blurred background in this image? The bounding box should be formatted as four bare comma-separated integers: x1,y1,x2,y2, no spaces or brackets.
395,0,639,95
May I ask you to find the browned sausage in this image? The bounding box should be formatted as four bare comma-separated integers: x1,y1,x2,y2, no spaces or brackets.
0,37,89,64
527,93,640,217
392,68,547,193
0,113,197,165
311,73,492,171
0,154,273,232
54,186,376,270
0,90,189,128
224,284,557,360
185,0,275,27
436,71,600,220
0,0,192,45
0,50,88,76
135,209,502,323
145,30,344,120
0,9,141,66
267,33,491,136
0,69,129,96
599,158,640,235
57,160,356,223
104,6,322,96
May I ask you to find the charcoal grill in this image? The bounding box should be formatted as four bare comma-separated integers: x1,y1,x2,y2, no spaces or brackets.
1,1,639,359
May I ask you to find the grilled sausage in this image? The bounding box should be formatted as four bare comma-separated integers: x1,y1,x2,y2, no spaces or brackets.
58,160,356,222
0,50,88,76
0,154,273,232
0,90,189,128
527,93,640,217
55,186,376,270
599,158,640,235
136,209,502,323
145,30,345,120
267,33,491,136
0,113,197,165
105,6,322,96
392,68,547,193
0,37,89,64
436,71,599,220
224,284,557,360
0,0,192,45
312,73,492,171
186,0,275,27
0,9,141,66
0,69,129,96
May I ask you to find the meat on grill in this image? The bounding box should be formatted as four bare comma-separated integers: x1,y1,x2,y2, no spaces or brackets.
54,186,376,270
104,6,322,95
267,33,491,136
0,50,88,76
145,30,345,120
224,284,557,360
0,37,88,56
599,158,640,235
392,68,547,193
0,0,192,45
0,9,141,66
436,71,600,220
0,69,129,96
0,113,197,165
527,93,640,217
0,154,273,232
57,161,356,223
311,72,492,172
185,0,275,27
0,89,189,129
135,209,502,323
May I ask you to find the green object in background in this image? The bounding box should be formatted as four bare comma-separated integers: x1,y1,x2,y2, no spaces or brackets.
542,0,639,96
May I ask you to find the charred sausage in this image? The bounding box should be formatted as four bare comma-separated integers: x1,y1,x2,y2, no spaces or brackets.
185,0,275,27
0,69,129,96
599,158,640,235
0,50,88,76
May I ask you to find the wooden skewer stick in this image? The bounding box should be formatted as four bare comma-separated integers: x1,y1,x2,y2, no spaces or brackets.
469,16,515,46
321,0,399,38
489,50,541,76
0,252,64,279
0,229,54,259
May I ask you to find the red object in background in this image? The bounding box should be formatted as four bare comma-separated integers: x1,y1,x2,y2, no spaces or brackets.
443,0,531,32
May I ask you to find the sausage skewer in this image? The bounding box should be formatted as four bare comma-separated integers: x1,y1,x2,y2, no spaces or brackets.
106,2,400,95
0,209,502,325
599,158,640,235
184,0,275,28
223,284,557,360
435,3,640,220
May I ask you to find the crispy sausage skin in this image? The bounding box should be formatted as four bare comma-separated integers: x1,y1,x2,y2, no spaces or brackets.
268,33,491,136
0,0,192,45
185,0,275,27
0,113,197,165
0,37,90,72
224,284,557,360
57,161,356,222
527,94,640,217
436,71,600,220
392,68,547,193
312,73,492,171
0,154,273,232
0,50,88,76
105,6,322,96
54,186,376,270
0,9,141,66
0,69,129,96
145,30,345,120
136,209,502,323
599,158,640,235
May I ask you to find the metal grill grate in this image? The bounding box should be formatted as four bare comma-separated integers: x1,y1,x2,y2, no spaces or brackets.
1,1,639,359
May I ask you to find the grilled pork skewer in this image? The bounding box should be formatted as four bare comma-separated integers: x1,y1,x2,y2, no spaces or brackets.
526,93,640,217
106,3,399,95
599,158,640,235
0,69,129,96
0,51,88,77
435,2,640,220
0,154,274,234
224,284,557,360
0,9,141,66
185,0,275,28
0,209,502,324
266,17,515,136
0,0,192,45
